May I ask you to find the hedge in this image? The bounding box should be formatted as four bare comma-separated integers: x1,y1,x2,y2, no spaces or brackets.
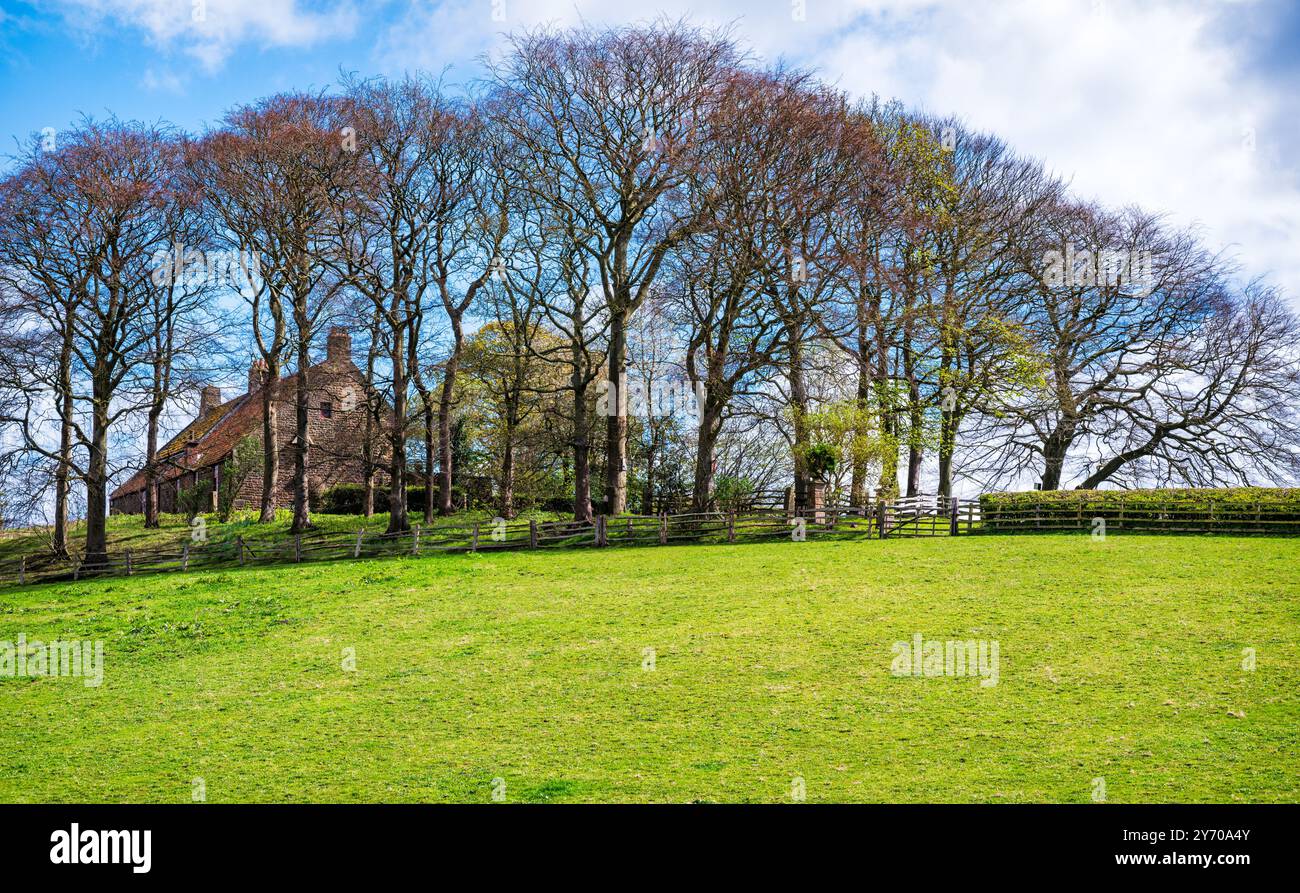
979,487,1300,534
318,483,469,514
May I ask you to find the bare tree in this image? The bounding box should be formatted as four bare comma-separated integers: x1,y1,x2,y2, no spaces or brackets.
0,132,92,554
422,104,509,517
2,120,187,565
489,20,739,514
974,203,1223,489
198,93,349,531
326,74,467,532
757,79,859,509
670,69,813,511
1075,285,1300,487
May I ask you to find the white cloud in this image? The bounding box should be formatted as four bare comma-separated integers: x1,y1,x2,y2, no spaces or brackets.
811,0,1300,304
377,0,1300,304
51,0,360,71
141,66,185,93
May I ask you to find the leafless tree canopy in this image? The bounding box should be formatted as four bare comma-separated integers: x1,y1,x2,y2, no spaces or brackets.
2,20,1297,554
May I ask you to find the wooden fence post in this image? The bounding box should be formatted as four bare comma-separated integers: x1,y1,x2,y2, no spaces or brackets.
236,535,245,566
659,513,667,545
949,497,959,536
529,519,538,548
727,511,735,542
877,502,888,539
125,549,133,575
595,515,607,547
471,524,480,552
294,533,302,563
412,524,422,555
354,528,364,559
18,556,25,585
182,543,190,571
73,559,81,581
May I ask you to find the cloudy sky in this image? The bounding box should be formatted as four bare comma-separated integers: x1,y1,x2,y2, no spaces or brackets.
2,0,1298,303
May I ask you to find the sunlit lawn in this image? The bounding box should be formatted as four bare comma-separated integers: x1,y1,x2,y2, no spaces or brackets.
1,534,1295,802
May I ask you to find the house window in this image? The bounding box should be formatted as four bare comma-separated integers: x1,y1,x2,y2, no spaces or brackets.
320,401,333,418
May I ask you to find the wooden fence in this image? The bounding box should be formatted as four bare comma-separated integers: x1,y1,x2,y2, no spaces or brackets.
22,490,1296,590
979,496,1300,535
0,498,983,589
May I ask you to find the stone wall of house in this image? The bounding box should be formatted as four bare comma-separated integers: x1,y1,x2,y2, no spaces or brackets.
230,361,388,512
110,330,391,516
109,465,218,516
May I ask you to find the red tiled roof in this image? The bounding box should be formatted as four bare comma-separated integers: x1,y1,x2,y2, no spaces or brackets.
111,364,319,499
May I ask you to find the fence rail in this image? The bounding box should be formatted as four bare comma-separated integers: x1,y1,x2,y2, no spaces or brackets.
13,490,1295,590
979,497,1300,535
0,498,988,589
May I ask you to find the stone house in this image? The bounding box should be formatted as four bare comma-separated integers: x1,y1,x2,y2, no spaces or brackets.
109,328,388,515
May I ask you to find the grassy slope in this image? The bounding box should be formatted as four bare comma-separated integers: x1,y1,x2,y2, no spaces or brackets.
0,534,1296,803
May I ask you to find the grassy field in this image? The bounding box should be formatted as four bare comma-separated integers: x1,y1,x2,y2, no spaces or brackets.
0,533,1296,803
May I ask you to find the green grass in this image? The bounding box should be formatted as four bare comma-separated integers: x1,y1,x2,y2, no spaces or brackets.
0,507,564,564
0,534,1296,803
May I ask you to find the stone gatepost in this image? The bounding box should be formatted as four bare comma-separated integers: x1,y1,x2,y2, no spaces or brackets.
811,481,827,526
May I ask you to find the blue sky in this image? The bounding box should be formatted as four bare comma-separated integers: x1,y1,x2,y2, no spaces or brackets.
3,0,1299,303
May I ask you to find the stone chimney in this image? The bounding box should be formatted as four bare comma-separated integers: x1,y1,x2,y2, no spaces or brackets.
326,327,352,365
247,358,268,394
199,385,222,417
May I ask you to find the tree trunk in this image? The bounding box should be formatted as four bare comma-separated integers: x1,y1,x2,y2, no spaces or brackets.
937,411,955,499
362,322,379,519
849,348,871,506
258,367,279,524
437,326,464,516
788,330,810,512
83,392,111,568
52,383,73,558
691,404,723,513
423,404,436,524
387,329,409,533
903,338,922,497
1040,430,1073,491
642,432,656,516
604,309,629,515
362,403,375,518
572,376,593,523
291,342,311,533
143,408,161,528
499,424,515,520
873,301,899,501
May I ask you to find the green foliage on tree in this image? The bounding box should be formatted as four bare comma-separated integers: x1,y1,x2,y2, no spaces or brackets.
713,474,755,511
797,401,892,488
803,443,838,481
177,480,213,522
216,435,261,523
